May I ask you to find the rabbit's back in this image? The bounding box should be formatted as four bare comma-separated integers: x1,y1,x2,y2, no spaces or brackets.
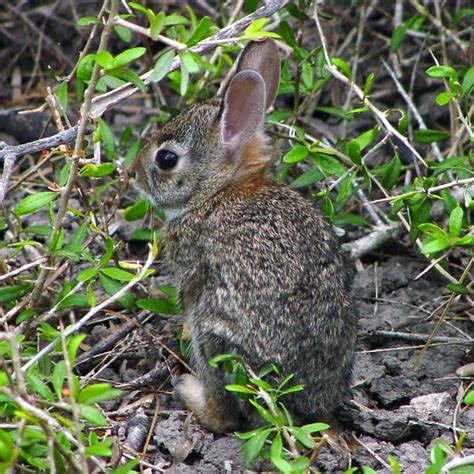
164,178,356,419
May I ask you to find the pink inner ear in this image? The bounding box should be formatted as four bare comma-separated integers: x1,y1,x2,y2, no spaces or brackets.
221,70,266,148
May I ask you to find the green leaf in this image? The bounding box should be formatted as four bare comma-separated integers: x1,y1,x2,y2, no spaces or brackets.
111,47,146,69
56,81,68,113
446,283,468,295
448,206,463,237
388,455,400,474
270,431,282,460
150,12,165,40
409,198,432,240
151,50,175,83
418,223,448,240
363,72,375,98
187,16,212,46
80,405,108,426
426,65,457,79
381,154,402,190
421,238,449,255
106,68,145,92
97,118,116,159
57,294,89,310
77,54,96,82
52,360,66,399
436,91,455,106
76,16,100,26
67,334,87,366
301,422,330,433
271,456,293,474
331,57,352,79
99,237,114,267
301,60,313,89
80,163,116,178
123,199,151,221
244,18,266,35
100,267,135,282
390,24,408,52
453,8,474,25
413,129,450,144
282,145,309,164
347,141,361,165
179,50,200,74
462,67,474,97
14,191,58,216
290,457,311,472
99,273,135,309
94,51,114,69
243,428,273,467
78,383,122,404
314,106,353,120
114,25,132,43
288,426,315,448
180,65,189,96
24,224,52,236
290,168,325,189
0,284,31,304
26,373,54,401
225,384,257,395
137,298,178,314
85,439,113,457
464,390,474,405
109,459,140,474
164,13,188,26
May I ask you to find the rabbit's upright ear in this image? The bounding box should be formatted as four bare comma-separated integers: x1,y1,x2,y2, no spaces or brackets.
236,39,280,110
220,69,266,150
220,40,280,151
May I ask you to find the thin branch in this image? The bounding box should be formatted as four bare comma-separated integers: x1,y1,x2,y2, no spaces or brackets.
113,17,186,49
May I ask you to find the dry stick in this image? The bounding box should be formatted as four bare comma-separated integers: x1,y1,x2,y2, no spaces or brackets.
113,17,187,49
0,257,48,282
20,247,155,374
28,0,117,309
369,177,474,204
313,6,428,169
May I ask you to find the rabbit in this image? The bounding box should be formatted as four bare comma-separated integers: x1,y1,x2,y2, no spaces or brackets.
133,38,357,433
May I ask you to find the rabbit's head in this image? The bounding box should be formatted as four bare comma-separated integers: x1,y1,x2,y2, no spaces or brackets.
133,39,280,213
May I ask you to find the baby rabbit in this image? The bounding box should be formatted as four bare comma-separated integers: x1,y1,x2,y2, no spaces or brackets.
134,39,357,433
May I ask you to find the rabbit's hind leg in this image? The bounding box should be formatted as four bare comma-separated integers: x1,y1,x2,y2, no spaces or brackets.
175,328,243,433
175,373,241,433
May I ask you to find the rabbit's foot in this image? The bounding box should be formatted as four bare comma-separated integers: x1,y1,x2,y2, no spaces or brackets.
175,374,241,433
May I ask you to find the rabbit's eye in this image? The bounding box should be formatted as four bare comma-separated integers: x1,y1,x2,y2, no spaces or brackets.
155,149,178,170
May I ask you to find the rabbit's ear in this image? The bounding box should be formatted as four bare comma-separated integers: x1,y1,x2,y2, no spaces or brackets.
237,39,280,110
220,69,266,150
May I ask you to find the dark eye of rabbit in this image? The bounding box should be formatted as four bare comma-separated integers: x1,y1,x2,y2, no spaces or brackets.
155,149,178,170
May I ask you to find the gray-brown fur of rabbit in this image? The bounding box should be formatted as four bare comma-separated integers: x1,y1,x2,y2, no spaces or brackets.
133,39,357,433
